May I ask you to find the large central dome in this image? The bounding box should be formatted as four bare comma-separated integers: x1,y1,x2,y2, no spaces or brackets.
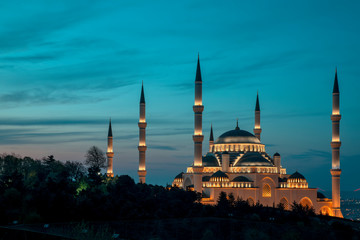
215,128,260,144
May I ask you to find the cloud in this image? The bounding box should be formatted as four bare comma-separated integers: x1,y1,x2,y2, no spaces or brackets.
0,2,105,52
0,128,100,145
288,149,331,160
0,88,108,107
0,55,57,63
148,145,177,151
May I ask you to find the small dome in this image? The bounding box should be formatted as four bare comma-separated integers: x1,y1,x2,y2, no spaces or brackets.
235,152,273,166
215,129,260,144
210,170,229,182
223,151,229,154
174,172,183,180
274,152,280,157
232,176,253,182
202,153,220,167
288,171,306,180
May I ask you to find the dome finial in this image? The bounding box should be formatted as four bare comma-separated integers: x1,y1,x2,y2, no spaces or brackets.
235,118,240,130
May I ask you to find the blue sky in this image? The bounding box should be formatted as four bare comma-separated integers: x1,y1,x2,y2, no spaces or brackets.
0,1,359,191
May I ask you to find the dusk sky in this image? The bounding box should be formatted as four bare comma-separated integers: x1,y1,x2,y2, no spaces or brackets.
0,1,359,191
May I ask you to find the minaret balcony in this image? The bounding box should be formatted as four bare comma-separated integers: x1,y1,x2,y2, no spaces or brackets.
193,135,204,142
106,152,114,157
330,141,341,148
138,122,147,128
193,105,204,113
331,114,341,121
138,170,147,177
330,169,341,176
138,145,147,151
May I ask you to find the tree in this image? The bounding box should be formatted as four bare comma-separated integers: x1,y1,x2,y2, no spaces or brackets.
65,161,86,182
85,146,106,169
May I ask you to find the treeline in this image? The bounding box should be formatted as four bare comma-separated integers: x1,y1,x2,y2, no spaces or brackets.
0,153,201,224
0,153,358,239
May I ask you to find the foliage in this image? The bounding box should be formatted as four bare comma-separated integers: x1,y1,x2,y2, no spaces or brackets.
84,146,106,169
0,153,359,240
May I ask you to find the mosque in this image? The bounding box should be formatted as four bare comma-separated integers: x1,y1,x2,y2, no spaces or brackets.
105,56,343,218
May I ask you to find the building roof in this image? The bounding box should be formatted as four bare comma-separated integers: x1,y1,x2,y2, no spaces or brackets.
215,128,261,144
288,171,306,180
234,152,273,167
174,172,183,180
279,177,287,182
317,192,327,199
232,176,253,182
274,152,280,157
202,153,220,167
202,176,211,182
210,170,229,179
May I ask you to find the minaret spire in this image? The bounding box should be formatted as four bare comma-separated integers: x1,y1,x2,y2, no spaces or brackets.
140,81,145,103
254,92,262,141
209,124,214,152
138,82,147,183
330,69,343,218
192,54,204,193
106,118,114,177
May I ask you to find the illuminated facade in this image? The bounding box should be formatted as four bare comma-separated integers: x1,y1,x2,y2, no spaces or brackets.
172,57,342,217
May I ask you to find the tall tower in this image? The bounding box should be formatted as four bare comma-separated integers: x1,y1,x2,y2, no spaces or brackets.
106,119,114,177
209,124,214,152
138,83,147,183
330,69,343,218
193,55,204,193
254,92,262,141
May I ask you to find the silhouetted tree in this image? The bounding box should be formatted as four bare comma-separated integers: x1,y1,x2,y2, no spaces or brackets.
85,146,106,169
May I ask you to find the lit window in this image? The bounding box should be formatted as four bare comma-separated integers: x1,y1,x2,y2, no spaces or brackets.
262,184,271,197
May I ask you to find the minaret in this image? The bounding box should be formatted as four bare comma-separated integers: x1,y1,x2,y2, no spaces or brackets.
209,124,214,152
254,92,262,141
106,119,114,177
192,55,204,193
330,69,343,218
138,83,147,183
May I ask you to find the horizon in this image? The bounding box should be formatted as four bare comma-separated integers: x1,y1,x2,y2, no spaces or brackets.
0,1,359,191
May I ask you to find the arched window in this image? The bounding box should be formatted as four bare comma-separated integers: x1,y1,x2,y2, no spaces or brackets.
262,184,271,197
280,197,289,210
320,206,332,216
300,197,313,208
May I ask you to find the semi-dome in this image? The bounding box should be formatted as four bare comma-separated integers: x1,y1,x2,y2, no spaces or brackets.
174,172,183,180
231,176,253,182
210,170,229,182
234,152,273,166
215,128,260,144
202,153,220,167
